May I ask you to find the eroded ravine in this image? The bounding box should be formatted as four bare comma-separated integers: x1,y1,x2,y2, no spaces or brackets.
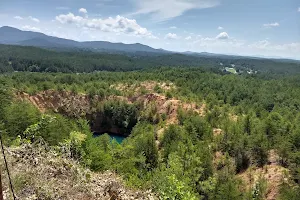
17,89,206,137
16,86,288,200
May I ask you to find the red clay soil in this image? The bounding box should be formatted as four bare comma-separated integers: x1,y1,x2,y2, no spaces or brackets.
237,150,289,200
213,150,289,200
238,165,288,200
17,90,206,126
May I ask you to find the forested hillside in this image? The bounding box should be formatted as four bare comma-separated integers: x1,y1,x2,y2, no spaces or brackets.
1,0,299,198
0,67,300,199
0,44,299,75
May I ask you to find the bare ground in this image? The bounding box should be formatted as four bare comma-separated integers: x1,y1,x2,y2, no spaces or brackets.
237,150,289,200
17,90,206,127
0,142,156,200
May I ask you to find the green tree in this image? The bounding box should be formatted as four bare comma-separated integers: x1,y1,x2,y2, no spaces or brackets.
131,123,159,169
0,80,12,121
279,183,300,200
4,101,40,138
248,126,269,167
264,112,287,145
153,153,199,200
184,115,213,142
161,125,184,160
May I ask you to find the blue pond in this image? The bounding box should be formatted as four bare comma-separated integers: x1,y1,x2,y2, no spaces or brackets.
93,132,126,143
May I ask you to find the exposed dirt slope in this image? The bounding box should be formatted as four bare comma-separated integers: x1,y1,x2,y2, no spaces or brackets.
238,165,287,200
0,141,156,200
237,150,289,200
17,90,206,126
111,81,176,96
16,87,288,200
213,149,289,200
17,90,95,116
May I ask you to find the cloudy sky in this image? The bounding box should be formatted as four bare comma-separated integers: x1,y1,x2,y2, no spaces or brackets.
0,0,300,59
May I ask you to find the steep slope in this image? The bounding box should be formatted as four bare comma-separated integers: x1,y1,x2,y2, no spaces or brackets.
16,87,206,127
15,86,292,200
1,141,156,200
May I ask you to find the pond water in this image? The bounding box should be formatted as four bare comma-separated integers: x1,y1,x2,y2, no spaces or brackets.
93,132,126,143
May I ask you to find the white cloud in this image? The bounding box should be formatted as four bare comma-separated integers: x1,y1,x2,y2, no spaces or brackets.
14,16,23,20
131,0,220,21
184,36,299,59
28,16,40,23
189,36,245,52
263,22,279,27
55,13,156,38
14,16,40,22
56,13,83,24
21,25,41,32
79,8,88,14
218,26,223,30
185,36,192,40
165,33,178,39
202,37,215,41
298,7,300,12
247,40,300,58
248,40,270,49
170,26,177,29
216,32,229,40
248,40,300,52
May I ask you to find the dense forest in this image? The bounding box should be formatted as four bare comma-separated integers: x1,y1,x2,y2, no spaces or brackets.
0,44,300,75
1,61,300,199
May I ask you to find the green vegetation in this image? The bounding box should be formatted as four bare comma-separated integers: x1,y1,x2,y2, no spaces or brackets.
1,54,300,199
0,44,300,75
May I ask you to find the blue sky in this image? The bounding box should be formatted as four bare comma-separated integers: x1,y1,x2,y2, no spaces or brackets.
0,0,299,59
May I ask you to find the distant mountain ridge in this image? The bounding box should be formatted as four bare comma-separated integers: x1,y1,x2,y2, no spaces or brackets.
0,26,166,53
0,26,299,62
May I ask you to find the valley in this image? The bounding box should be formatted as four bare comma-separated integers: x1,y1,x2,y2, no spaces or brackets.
0,0,299,199
1,67,300,199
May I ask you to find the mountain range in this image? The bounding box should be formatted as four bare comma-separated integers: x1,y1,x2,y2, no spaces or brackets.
0,26,167,53
0,26,299,62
